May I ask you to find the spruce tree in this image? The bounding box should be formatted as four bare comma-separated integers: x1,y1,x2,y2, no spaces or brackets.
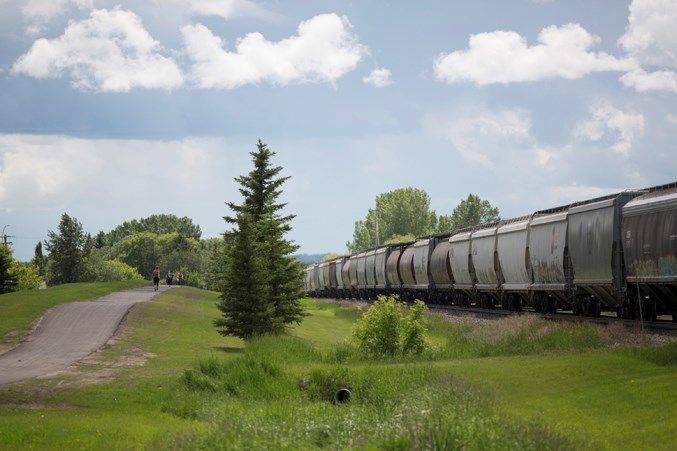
214,140,306,339
32,242,45,276
0,245,17,294
44,213,91,285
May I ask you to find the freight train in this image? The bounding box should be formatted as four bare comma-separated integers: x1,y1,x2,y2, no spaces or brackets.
304,182,677,321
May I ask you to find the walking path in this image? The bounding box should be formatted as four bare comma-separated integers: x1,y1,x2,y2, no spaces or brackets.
0,287,163,385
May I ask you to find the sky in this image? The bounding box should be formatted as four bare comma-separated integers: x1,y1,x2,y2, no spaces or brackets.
0,0,676,262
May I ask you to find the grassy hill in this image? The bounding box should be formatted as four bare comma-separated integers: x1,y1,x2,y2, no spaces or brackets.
0,285,675,449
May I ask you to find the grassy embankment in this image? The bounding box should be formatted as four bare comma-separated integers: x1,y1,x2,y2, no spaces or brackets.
0,285,675,449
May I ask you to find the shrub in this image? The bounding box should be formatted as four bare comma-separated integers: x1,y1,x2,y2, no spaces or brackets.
9,261,43,290
84,254,144,282
352,295,429,357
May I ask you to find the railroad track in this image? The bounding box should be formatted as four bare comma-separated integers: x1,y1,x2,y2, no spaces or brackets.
427,303,677,333
315,297,677,334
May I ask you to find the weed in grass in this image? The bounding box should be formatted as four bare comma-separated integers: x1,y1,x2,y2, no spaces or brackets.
320,341,357,364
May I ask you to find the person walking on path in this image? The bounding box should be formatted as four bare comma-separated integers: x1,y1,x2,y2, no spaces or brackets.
177,271,184,287
166,270,174,287
152,266,161,291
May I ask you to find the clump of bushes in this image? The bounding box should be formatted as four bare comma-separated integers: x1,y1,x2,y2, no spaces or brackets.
351,295,430,357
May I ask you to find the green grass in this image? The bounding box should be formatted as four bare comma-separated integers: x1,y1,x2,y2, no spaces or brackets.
1,288,676,449
0,281,148,350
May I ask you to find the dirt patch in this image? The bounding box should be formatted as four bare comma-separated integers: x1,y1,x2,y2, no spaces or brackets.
0,402,83,410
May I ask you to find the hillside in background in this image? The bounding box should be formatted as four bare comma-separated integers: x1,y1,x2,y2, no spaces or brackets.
294,254,326,265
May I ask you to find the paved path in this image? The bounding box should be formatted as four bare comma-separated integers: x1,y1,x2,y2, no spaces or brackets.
0,287,163,385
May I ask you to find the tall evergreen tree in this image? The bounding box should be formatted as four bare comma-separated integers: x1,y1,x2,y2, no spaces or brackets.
214,140,306,339
0,245,17,294
31,241,45,276
44,213,91,284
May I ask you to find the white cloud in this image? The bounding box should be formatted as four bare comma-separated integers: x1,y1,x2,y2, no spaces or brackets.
21,0,93,34
22,0,92,21
434,23,634,86
620,68,677,93
166,0,269,21
12,7,184,92
574,103,645,155
618,0,677,67
0,140,103,205
363,68,392,87
617,0,677,93
667,113,677,125
424,108,534,169
182,13,367,89
0,135,245,211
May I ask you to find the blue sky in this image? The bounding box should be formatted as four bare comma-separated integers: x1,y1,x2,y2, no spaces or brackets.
0,0,675,262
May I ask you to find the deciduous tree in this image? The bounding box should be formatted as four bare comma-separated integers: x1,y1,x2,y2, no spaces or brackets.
437,193,500,232
347,187,436,252
106,214,202,246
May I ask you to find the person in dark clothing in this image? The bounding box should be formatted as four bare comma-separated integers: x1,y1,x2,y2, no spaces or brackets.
152,266,160,291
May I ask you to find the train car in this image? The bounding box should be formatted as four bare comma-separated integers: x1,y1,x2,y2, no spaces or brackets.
332,256,348,298
413,238,433,301
373,246,389,298
328,257,344,298
496,216,532,311
449,228,475,307
341,256,353,298
386,242,408,297
398,242,417,301
470,223,502,308
365,249,377,299
356,251,369,299
429,235,454,304
320,262,331,296
622,183,677,321
312,263,323,298
348,253,359,298
303,265,314,295
567,191,641,317
528,206,572,313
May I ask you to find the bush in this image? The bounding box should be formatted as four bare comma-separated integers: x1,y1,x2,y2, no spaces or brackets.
84,254,144,282
9,262,43,290
352,295,429,357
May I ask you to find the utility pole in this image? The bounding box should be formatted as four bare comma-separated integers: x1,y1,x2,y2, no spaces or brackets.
374,206,380,247
1,225,13,247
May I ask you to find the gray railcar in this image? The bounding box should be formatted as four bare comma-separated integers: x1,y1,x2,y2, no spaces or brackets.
496,216,532,310
373,246,389,296
528,209,571,313
568,192,640,316
398,244,417,301
623,184,677,320
471,224,501,308
449,228,475,306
